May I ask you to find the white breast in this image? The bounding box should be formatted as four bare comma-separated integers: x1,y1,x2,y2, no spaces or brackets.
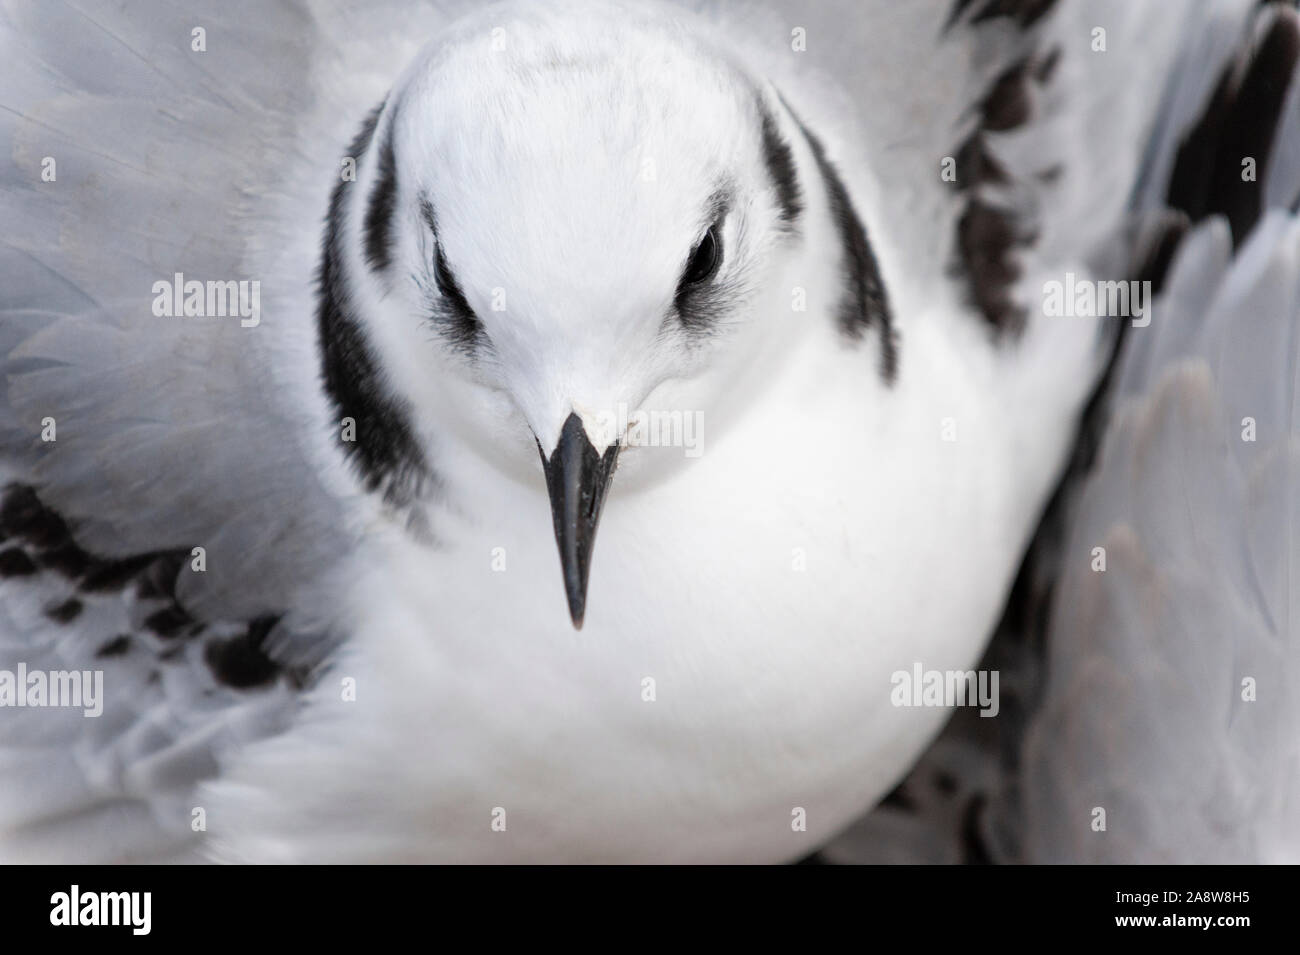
201,278,1103,861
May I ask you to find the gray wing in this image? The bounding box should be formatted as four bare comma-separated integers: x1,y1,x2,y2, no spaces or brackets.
823,0,1300,863
1011,0,1300,864
0,0,410,619
1015,236,1300,857
0,0,467,861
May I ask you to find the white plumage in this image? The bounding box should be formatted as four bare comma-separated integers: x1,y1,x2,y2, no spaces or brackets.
0,0,1295,863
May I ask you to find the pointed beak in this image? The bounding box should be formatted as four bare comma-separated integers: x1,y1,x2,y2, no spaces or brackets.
537,412,621,629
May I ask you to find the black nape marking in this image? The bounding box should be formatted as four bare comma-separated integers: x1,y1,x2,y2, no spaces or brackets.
317,102,432,507
788,109,898,382
759,108,802,227
363,122,398,272
420,198,485,354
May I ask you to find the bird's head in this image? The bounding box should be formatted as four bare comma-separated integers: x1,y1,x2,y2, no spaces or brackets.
317,1,878,627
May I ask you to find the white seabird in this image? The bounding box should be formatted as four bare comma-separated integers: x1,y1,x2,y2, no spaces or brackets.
0,0,1295,863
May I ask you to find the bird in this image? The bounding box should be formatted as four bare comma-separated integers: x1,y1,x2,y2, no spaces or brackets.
0,0,1294,863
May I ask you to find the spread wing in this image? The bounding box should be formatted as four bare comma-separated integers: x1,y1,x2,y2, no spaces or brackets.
0,0,470,862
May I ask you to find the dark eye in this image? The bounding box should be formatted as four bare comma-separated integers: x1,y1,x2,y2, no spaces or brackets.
680,226,722,288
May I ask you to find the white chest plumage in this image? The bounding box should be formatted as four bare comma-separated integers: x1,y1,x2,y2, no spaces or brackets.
205,285,1102,861
194,0,1112,863
5,0,1289,869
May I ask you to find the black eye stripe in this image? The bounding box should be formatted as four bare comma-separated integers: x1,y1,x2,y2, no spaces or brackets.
418,197,441,250
419,197,484,354
419,200,460,297
432,244,459,298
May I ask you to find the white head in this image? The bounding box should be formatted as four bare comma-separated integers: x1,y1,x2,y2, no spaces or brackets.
316,0,893,625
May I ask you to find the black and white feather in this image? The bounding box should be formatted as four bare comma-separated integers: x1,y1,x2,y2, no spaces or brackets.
1,0,1294,863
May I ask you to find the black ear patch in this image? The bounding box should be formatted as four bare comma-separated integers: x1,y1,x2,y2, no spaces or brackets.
363,122,398,273
316,101,432,508
760,108,803,228
782,102,898,383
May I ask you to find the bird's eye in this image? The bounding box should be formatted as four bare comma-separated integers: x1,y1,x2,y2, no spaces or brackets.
680,226,722,287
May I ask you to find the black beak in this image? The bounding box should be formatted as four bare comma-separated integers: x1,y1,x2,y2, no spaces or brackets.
538,412,620,629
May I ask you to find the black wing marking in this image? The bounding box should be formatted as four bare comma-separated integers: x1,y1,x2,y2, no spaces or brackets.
1,483,295,690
